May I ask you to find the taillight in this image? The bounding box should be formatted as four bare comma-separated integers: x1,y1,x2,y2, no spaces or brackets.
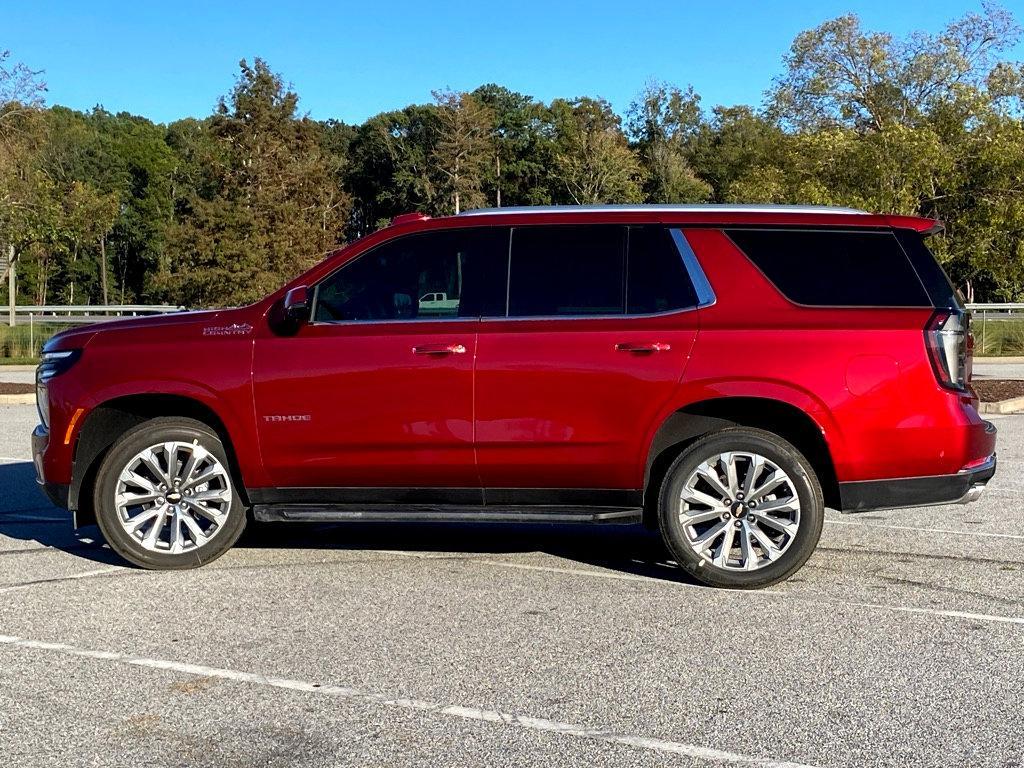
925,310,969,391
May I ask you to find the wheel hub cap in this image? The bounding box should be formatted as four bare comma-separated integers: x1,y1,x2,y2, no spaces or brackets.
114,440,232,555
678,451,801,572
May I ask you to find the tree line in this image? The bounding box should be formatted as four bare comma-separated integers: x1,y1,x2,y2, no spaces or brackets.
2,4,1024,308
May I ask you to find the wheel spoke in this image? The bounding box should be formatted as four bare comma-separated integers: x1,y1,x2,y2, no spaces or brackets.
183,467,221,491
119,470,158,493
141,506,169,548
189,487,231,504
692,520,728,553
180,443,210,486
713,524,737,567
116,490,163,507
695,462,731,499
164,442,179,485
126,505,163,534
739,523,759,570
184,498,226,524
748,524,784,561
755,497,799,515
749,471,786,501
724,453,740,496
139,449,169,487
680,508,725,526
756,514,798,537
741,455,764,498
179,511,209,545
682,487,726,510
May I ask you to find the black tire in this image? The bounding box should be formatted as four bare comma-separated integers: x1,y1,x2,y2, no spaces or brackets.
92,417,247,569
658,427,824,589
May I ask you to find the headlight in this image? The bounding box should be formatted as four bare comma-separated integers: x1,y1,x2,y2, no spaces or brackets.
36,350,81,429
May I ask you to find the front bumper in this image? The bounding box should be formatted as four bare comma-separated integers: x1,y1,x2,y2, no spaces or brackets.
838,453,997,512
32,424,70,510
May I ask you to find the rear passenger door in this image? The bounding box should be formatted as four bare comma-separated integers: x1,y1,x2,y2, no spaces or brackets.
474,225,705,498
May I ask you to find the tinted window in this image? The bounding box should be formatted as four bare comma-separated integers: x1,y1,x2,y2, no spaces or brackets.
627,226,698,314
508,226,626,317
314,228,508,322
893,229,962,309
726,229,931,307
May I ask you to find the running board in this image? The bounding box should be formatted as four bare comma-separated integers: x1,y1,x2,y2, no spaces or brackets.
252,504,642,525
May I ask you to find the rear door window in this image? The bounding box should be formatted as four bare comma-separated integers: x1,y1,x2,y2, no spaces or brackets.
725,229,931,307
627,226,698,314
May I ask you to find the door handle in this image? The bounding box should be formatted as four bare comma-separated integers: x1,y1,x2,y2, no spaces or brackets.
413,343,467,356
615,342,671,353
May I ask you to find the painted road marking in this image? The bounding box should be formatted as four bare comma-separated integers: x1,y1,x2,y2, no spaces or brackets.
825,518,1024,541
400,554,1024,628
0,633,817,768
0,566,125,594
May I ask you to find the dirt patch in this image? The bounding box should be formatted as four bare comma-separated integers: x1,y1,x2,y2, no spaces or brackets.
0,383,33,395
973,379,1024,402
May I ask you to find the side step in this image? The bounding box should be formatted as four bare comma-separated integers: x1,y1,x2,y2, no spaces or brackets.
252,504,643,525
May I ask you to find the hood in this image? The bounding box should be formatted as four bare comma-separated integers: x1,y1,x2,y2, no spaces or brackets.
43,308,253,352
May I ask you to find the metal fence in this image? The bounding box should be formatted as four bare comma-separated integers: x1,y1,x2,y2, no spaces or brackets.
1,304,184,327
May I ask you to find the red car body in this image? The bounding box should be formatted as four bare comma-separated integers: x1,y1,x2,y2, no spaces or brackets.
33,206,997,526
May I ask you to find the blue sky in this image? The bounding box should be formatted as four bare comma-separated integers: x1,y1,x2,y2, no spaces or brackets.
6,1,1024,124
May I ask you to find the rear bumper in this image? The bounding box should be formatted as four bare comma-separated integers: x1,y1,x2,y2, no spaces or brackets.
838,453,997,512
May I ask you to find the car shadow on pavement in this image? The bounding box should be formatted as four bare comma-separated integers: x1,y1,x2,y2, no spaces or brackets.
0,461,123,566
238,519,706,586
1,458,702,585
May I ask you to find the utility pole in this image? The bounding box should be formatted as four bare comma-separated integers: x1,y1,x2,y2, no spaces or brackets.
3,245,14,328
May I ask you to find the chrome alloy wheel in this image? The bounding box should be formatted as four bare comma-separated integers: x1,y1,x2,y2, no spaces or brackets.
678,451,800,571
114,440,233,554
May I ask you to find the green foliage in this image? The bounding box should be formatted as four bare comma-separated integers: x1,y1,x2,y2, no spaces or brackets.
1,4,1023,310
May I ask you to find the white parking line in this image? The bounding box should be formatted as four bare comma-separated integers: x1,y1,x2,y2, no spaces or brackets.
0,633,817,768
416,555,1024,629
0,566,125,595
825,519,1024,541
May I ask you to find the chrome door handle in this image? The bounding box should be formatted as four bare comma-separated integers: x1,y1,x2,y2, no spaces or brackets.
413,343,467,355
615,342,671,353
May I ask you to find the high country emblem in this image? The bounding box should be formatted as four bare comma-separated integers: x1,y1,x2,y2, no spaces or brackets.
202,323,253,337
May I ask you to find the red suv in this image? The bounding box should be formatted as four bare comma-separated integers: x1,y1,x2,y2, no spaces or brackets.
32,205,997,587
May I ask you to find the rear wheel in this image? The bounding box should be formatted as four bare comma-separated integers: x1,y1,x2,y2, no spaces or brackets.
658,427,824,589
93,417,246,569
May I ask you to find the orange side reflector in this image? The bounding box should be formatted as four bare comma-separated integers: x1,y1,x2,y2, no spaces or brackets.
64,408,85,446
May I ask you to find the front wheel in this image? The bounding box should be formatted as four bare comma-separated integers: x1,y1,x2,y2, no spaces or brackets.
658,428,824,589
93,417,247,569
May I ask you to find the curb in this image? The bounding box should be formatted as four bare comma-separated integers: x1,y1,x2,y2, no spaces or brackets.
0,394,34,405
974,357,1024,364
979,396,1024,414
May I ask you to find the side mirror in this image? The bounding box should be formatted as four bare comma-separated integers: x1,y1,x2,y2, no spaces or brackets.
283,285,311,323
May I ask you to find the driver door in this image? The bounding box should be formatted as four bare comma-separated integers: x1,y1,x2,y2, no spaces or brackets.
253,226,508,492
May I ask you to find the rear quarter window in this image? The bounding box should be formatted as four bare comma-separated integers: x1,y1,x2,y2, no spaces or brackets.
725,229,931,307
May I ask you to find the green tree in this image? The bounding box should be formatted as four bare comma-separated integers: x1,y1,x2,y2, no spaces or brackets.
162,59,351,306
430,89,493,214
549,97,644,204
626,82,710,203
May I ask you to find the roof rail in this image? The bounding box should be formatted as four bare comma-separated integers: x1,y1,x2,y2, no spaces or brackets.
457,204,869,216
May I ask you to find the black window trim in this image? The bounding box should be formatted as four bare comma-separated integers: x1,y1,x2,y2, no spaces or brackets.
308,223,718,326
723,226,935,311
481,224,714,322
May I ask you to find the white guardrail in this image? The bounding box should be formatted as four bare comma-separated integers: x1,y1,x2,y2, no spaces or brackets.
2,305,185,326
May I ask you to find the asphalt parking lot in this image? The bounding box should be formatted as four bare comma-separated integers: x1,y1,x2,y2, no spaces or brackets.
1,403,1022,768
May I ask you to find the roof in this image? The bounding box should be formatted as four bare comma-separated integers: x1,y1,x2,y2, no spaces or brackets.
388,204,941,234
457,204,870,217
